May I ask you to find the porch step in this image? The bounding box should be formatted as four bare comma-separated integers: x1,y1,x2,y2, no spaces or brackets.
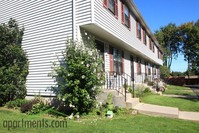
126,98,140,109
133,103,179,118
97,89,126,108
112,95,126,108
126,93,132,100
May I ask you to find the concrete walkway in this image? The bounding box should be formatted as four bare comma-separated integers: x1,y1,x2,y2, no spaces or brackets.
133,103,199,122
162,94,199,99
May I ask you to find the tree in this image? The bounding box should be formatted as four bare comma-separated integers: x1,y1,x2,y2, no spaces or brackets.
159,65,170,78
51,39,104,114
155,23,181,69
0,18,29,106
179,20,199,75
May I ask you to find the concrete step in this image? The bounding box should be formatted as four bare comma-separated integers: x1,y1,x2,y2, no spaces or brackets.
126,93,132,100
179,111,199,122
126,98,140,109
112,95,126,108
133,103,179,118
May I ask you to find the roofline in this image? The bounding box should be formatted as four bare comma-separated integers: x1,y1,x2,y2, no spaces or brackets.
126,0,162,52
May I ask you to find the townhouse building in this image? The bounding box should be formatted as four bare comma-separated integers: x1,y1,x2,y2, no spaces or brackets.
0,0,163,97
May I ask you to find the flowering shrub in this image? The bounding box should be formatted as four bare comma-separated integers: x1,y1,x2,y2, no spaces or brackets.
51,39,104,114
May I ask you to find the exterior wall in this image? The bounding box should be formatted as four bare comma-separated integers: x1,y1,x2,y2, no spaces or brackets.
75,0,92,40
124,52,131,76
0,0,73,96
94,0,162,65
0,0,163,96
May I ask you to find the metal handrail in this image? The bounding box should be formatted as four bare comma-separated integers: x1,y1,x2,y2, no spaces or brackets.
105,71,133,101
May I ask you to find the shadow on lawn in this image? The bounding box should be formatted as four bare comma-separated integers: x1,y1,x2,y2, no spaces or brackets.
171,95,199,102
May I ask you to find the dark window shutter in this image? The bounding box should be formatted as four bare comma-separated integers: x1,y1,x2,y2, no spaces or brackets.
109,46,114,72
115,0,118,18
103,0,108,8
121,3,124,24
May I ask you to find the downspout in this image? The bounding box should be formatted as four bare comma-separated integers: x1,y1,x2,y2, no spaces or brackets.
72,0,76,41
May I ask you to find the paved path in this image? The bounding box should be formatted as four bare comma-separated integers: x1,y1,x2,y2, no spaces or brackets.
179,111,199,121
133,103,199,122
192,88,199,97
162,94,199,99
185,85,199,96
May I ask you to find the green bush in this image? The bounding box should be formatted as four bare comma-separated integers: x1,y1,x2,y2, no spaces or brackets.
112,107,127,115
5,99,28,109
0,19,29,106
50,39,104,114
160,65,170,78
131,85,151,98
147,81,154,86
143,87,151,93
20,98,40,113
29,102,50,115
20,97,51,115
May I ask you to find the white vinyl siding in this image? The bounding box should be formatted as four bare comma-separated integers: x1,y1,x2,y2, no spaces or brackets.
94,0,162,65
0,0,73,96
124,52,131,76
75,0,92,40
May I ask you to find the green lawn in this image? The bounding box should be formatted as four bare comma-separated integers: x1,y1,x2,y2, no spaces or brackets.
164,85,196,96
141,94,199,112
0,108,198,133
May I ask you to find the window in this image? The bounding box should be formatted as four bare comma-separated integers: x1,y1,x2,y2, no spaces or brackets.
160,52,163,60
108,0,115,13
152,65,156,75
113,48,123,74
148,64,151,75
136,58,141,75
143,30,147,45
136,21,141,39
153,43,155,53
145,62,148,75
123,4,130,28
149,39,152,50
103,0,118,18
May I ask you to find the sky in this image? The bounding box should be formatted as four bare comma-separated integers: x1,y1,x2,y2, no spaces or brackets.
133,0,199,72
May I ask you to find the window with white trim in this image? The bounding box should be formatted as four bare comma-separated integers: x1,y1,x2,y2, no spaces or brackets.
137,58,141,75
124,5,130,27
113,48,123,74
148,64,151,75
143,30,147,45
108,0,115,14
136,21,141,39
103,0,118,18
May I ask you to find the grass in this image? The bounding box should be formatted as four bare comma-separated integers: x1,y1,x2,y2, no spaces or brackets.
0,107,198,133
141,94,199,112
140,85,199,111
164,85,196,96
